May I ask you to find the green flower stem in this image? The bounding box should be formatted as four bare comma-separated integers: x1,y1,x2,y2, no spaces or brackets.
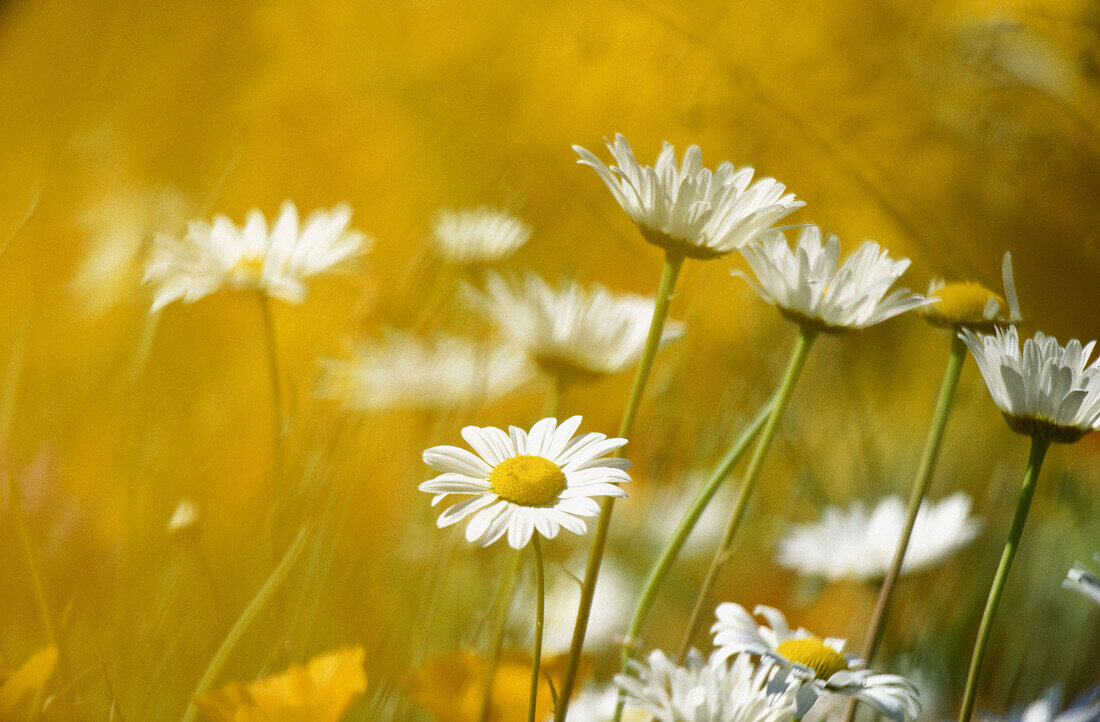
840,334,966,722
527,536,546,722
543,374,565,419
181,523,312,722
553,251,685,722
611,396,775,722
478,548,524,722
957,436,1051,722
257,293,285,493
677,326,817,659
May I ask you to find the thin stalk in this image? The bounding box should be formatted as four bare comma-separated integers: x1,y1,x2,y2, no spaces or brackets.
957,436,1050,722
612,397,775,721
478,548,524,722
677,326,817,658
553,252,684,721
257,293,285,491
542,374,565,419
180,524,311,722
841,334,966,722
527,536,545,722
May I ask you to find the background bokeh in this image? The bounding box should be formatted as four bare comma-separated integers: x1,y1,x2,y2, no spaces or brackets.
0,0,1097,719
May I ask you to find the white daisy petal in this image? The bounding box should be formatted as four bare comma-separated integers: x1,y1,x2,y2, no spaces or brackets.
430,206,530,265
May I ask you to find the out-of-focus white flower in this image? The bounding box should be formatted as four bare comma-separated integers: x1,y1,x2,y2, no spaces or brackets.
920,252,1021,332
615,648,797,722
712,603,921,721
543,684,649,722
431,207,531,265
316,330,532,412
420,416,631,549
736,225,927,333
534,555,633,654
468,271,683,381
144,200,372,311
775,493,982,581
166,499,199,534
1064,556,1100,607
978,685,1100,722
70,187,192,317
574,134,802,259
960,326,1100,443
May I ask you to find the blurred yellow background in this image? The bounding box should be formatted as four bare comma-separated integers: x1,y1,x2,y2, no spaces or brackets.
0,0,1097,719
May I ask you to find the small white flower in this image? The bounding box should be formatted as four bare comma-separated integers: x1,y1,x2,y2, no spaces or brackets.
144,200,372,311
978,685,1100,722
550,685,650,722
430,207,531,265
1064,556,1100,607
316,330,532,412
574,134,803,259
535,555,633,653
920,251,1022,331
615,648,797,722
166,499,199,534
712,603,921,722
959,326,1100,443
467,271,683,381
735,225,928,333
775,493,982,582
419,416,630,549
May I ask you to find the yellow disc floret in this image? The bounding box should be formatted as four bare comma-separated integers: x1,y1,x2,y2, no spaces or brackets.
920,281,1005,329
489,455,567,507
775,637,849,680
228,255,268,289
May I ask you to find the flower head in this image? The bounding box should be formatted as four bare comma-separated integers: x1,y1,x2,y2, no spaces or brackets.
978,685,1100,722
145,201,372,311
420,416,630,549
193,646,366,722
712,603,921,722
574,134,802,259
615,648,796,722
316,330,532,412
920,252,1021,331
735,225,926,333
431,207,531,265
960,326,1100,443
776,493,982,582
1064,556,1100,606
467,272,683,382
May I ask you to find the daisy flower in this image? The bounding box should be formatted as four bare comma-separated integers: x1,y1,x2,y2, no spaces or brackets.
959,326,1100,443
467,272,684,382
920,252,1022,332
775,493,982,582
615,648,797,722
144,200,372,311
1064,556,1100,606
419,416,630,549
316,329,532,412
431,206,531,265
574,134,802,259
711,603,921,722
735,225,927,333
978,685,1100,722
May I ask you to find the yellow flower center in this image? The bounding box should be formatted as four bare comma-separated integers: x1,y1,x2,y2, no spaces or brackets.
489,455,566,507
774,637,849,680
228,255,267,287
921,282,1004,327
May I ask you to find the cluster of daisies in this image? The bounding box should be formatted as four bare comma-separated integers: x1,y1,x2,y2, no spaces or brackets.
134,133,1100,722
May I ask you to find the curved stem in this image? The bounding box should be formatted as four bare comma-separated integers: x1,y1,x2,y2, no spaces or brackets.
257,293,285,493
478,549,524,722
612,397,775,721
677,326,817,659
554,252,684,722
181,524,311,722
527,536,545,722
957,436,1050,722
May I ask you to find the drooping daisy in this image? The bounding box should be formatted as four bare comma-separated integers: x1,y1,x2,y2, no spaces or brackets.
978,685,1100,722
1064,556,1100,606
431,206,532,265
420,416,631,549
467,272,683,382
920,252,1022,331
712,603,921,722
574,134,802,259
959,326,1100,443
193,647,366,722
775,493,982,582
615,648,797,722
735,225,928,333
316,329,533,412
144,200,372,311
